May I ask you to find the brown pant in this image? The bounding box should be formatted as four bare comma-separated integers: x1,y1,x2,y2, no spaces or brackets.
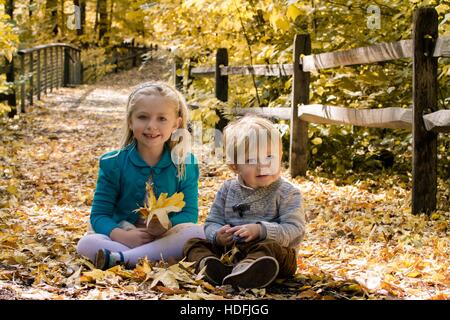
183,238,297,278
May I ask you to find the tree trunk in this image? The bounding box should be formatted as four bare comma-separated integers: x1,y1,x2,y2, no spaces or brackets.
60,0,65,36
97,0,108,44
46,0,58,35
4,0,17,117
108,0,114,37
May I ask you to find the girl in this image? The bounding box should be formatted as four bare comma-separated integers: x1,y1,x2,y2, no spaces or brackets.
77,82,205,269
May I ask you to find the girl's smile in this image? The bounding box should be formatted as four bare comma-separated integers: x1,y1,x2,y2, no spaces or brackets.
143,133,162,140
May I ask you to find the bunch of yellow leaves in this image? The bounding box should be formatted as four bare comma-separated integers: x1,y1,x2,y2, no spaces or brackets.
136,183,185,236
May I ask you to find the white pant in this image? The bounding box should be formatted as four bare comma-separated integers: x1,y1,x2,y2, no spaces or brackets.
76,223,205,266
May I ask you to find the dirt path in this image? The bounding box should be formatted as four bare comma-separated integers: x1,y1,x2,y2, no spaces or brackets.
0,57,448,300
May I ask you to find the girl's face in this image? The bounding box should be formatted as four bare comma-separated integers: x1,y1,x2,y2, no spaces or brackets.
129,95,182,150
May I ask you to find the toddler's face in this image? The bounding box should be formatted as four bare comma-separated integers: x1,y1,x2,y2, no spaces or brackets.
235,143,281,189
129,96,181,149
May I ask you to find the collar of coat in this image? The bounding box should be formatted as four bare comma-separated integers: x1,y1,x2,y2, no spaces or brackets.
127,142,174,172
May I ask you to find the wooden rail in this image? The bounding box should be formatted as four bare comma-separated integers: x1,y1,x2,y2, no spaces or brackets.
1,42,157,112
177,7,449,215
191,36,449,77
14,43,82,113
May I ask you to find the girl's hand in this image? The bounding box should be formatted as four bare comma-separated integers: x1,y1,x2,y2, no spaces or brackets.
134,217,147,228
215,224,233,246
226,224,261,243
110,228,154,248
146,215,172,237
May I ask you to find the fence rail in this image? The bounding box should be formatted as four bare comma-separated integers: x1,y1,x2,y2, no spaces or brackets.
1,42,157,113
191,35,450,77
15,43,82,113
176,6,449,215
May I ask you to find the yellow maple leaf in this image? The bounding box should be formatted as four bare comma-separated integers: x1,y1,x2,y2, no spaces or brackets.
135,183,185,235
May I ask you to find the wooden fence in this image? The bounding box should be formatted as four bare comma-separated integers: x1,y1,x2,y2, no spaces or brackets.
1,42,156,113
174,7,450,215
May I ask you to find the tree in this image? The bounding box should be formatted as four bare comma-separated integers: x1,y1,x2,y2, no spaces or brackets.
46,0,58,35
0,0,18,117
97,0,108,44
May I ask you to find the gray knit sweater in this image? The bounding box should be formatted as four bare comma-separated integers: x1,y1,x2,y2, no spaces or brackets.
204,176,306,248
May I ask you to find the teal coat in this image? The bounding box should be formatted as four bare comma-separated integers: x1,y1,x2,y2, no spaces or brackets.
90,142,199,236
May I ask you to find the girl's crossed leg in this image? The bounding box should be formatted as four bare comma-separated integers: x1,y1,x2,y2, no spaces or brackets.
77,223,205,267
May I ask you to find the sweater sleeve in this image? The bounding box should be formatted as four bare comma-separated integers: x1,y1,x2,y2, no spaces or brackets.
204,181,229,243
258,187,306,247
170,154,199,226
90,155,121,236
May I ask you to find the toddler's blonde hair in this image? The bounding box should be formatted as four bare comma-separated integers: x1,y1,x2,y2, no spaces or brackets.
223,115,282,171
121,81,190,178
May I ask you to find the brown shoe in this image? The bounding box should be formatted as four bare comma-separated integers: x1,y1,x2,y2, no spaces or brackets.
198,256,233,285
222,257,279,289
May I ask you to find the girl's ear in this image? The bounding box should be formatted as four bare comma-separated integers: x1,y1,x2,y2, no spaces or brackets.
175,116,182,129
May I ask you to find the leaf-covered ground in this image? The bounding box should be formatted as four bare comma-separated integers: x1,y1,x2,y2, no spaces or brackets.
0,58,448,300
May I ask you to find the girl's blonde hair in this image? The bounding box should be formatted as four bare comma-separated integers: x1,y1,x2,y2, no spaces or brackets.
121,81,190,179
223,115,282,171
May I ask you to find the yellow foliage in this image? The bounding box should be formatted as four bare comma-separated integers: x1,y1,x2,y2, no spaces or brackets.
137,183,185,233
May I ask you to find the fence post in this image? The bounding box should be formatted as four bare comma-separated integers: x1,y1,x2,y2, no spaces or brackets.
57,47,61,88
19,52,25,113
50,47,54,92
132,47,137,67
80,61,84,84
43,48,47,94
113,49,119,73
60,47,64,87
173,57,183,91
215,48,228,131
29,52,34,106
186,57,197,93
37,50,41,100
412,7,438,215
64,47,70,86
4,56,16,117
55,47,58,88
290,34,310,177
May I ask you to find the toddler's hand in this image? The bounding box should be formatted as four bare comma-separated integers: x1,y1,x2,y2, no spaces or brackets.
215,224,233,246
227,224,261,242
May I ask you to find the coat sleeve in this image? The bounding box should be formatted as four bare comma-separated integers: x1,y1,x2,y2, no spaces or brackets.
204,181,229,243
258,187,306,247
169,154,199,226
90,155,121,236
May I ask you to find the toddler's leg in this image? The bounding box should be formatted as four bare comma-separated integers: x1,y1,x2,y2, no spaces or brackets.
183,236,233,285
76,233,130,262
222,240,296,289
183,238,222,265
241,239,298,277
121,223,205,266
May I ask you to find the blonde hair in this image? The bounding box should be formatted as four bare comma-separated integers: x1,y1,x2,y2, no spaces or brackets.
120,81,190,179
223,115,282,171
